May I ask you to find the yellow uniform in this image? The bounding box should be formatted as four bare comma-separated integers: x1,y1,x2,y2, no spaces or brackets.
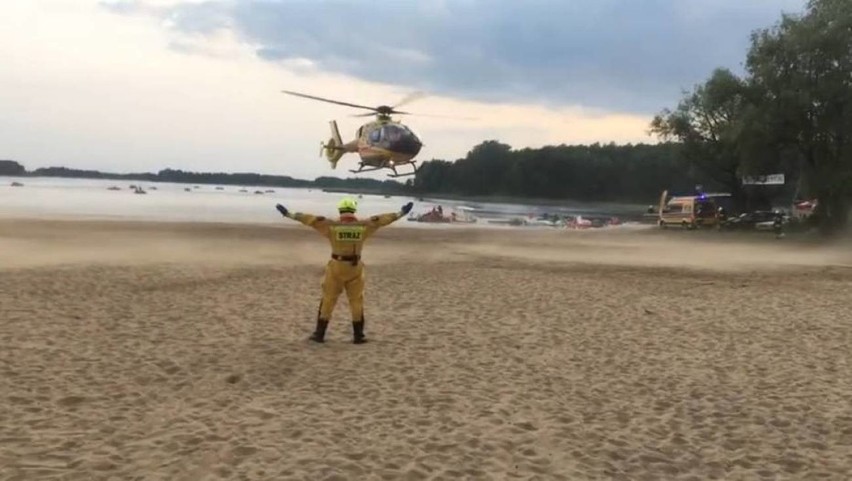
277,198,411,343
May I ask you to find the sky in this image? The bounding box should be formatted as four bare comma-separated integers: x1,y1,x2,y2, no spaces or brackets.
0,0,807,180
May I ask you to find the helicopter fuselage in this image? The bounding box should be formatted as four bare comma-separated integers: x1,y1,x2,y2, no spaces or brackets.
354,119,422,165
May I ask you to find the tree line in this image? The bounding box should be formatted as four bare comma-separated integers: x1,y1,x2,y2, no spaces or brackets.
410,141,719,204
412,0,850,234
1,162,407,194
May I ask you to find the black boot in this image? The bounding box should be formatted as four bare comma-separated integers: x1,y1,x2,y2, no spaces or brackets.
310,318,329,343
352,319,367,344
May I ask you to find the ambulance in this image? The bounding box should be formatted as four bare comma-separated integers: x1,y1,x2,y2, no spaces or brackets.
657,190,720,229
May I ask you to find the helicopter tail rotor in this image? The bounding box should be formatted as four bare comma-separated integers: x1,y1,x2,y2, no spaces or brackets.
320,120,345,169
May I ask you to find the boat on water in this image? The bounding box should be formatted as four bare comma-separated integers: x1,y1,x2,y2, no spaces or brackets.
486,214,625,229
488,213,563,227
407,205,478,224
526,214,563,227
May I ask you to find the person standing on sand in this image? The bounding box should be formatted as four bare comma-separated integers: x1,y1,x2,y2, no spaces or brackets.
275,198,414,344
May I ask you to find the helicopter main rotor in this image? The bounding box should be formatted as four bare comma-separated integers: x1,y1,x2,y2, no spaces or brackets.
281,89,414,116
281,89,476,120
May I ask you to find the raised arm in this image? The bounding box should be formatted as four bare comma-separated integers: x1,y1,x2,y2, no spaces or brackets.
364,202,413,237
275,204,331,236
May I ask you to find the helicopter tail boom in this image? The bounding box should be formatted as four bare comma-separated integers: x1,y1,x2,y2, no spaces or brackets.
320,120,345,169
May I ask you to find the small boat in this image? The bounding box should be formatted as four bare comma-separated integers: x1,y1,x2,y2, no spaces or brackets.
408,206,478,224
565,215,592,229
450,207,478,224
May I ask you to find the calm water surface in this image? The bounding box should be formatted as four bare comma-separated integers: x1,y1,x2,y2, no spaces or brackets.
0,176,645,228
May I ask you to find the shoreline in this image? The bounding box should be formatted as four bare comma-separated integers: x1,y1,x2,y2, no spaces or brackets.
2,215,848,260
1,212,840,246
3,174,652,213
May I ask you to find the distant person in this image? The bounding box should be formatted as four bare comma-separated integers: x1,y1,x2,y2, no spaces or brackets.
773,211,785,239
275,197,413,343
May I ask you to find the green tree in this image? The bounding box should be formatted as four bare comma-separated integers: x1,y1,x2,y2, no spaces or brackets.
452,140,513,195
0,160,26,176
649,68,752,211
412,141,700,203
745,0,852,234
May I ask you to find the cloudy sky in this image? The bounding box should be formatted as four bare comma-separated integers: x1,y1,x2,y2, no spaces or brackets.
1,0,806,180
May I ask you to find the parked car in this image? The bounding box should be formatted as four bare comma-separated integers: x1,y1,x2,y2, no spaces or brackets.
721,210,787,231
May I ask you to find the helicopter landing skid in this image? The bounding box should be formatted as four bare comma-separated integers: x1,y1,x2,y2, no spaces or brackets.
386,162,419,178
348,161,419,178
349,165,385,174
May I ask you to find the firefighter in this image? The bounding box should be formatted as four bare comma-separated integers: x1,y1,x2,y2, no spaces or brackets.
275,198,414,343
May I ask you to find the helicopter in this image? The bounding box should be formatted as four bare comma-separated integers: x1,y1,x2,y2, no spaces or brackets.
281,89,466,178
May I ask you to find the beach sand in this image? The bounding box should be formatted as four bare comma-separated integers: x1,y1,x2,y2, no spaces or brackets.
1,218,851,480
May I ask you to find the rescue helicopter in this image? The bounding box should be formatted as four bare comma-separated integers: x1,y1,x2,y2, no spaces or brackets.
281,89,467,178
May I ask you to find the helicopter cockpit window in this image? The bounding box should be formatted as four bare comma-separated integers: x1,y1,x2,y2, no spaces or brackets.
369,129,381,142
381,125,405,142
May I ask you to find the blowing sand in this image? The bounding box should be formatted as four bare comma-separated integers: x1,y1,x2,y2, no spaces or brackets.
1,218,851,480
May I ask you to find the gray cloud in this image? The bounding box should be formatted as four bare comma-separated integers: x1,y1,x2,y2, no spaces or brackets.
105,0,807,114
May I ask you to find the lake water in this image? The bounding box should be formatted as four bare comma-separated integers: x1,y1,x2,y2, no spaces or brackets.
0,176,646,228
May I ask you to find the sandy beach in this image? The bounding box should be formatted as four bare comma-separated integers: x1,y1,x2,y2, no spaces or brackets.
2,217,852,480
